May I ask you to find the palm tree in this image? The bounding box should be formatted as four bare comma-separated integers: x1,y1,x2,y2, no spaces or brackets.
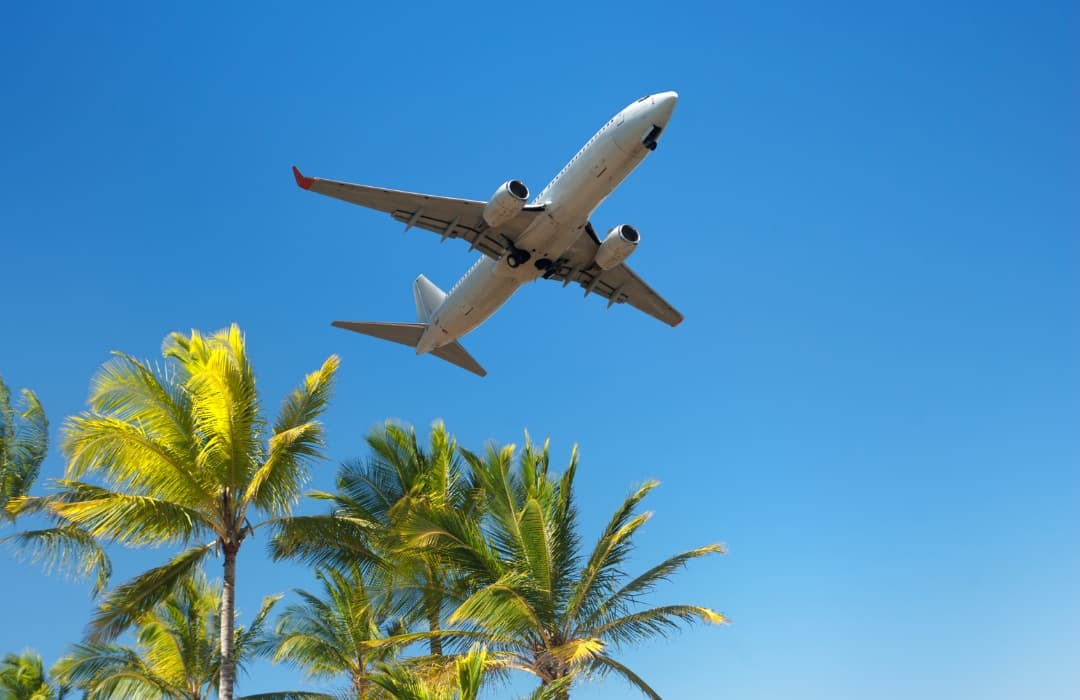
0,650,62,700
0,375,48,519
261,563,429,699
402,437,727,699
52,571,283,700
271,421,477,656
7,325,338,700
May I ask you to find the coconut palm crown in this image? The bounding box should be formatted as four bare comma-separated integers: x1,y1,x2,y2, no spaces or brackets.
52,570,280,700
403,437,727,699
6,325,338,700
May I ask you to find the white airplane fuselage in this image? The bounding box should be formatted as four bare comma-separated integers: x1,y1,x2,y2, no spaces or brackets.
415,91,678,355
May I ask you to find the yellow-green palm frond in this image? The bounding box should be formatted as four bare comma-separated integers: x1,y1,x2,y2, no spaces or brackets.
244,354,338,517
48,481,212,547
578,543,726,633
51,642,174,700
182,327,264,494
546,637,604,667
63,414,211,509
89,543,214,643
1,649,58,700
0,524,112,595
448,576,545,644
590,604,727,648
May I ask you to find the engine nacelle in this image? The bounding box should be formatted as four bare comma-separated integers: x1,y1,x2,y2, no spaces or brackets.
594,224,640,270
482,180,529,228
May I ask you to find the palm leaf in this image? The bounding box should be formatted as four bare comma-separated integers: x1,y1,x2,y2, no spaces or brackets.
244,355,338,517
88,543,213,642
1,525,112,595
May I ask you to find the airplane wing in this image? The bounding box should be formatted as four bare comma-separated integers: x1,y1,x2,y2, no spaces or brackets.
546,223,684,327
292,167,541,260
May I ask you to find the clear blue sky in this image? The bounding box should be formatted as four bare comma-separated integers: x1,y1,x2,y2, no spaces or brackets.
2,2,1077,698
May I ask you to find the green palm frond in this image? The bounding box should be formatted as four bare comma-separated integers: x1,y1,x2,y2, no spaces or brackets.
89,543,213,643
0,524,112,595
51,641,173,700
1,649,58,700
586,654,662,700
1,375,49,517
591,604,726,647
564,480,658,627
236,693,339,700
265,514,382,570
580,544,726,632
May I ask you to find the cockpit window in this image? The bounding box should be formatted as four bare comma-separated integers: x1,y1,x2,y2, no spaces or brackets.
636,95,650,102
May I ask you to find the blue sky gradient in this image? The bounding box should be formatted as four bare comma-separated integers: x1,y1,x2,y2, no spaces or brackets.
1,2,1077,698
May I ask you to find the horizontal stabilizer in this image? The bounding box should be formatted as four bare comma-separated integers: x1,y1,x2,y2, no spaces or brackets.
332,321,487,377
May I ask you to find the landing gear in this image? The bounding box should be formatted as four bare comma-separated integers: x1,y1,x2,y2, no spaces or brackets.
505,247,531,268
535,257,566,279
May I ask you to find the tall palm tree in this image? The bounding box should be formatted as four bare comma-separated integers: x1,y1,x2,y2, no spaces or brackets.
52,571,284,700
402,437,727,699
261,563,431,699
0,375,48,519
0,650,63,700
7,325,338,700
271,421,477,656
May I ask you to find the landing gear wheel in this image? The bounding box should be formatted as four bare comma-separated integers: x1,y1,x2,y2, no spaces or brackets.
506,248,531,268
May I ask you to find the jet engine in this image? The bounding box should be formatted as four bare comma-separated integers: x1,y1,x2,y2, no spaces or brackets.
594,224,640,270
482,180,529,228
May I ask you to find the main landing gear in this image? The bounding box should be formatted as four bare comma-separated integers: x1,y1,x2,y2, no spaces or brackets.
504,243,532,268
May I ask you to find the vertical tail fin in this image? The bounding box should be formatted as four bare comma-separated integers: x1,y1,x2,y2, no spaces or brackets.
413,274,447,323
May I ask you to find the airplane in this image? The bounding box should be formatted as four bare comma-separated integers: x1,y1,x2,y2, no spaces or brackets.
292,91,682,377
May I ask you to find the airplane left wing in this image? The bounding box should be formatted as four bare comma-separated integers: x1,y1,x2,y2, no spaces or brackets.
292,167,541,260
546,224,684,327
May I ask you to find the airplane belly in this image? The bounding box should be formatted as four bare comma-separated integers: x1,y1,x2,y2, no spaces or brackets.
435,259,521,343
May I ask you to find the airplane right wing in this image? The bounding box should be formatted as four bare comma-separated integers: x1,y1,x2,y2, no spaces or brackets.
292,167,541,260
544,223,684,327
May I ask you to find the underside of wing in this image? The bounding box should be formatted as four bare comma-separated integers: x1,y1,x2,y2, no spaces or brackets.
545,223,684,327
293,167,541,259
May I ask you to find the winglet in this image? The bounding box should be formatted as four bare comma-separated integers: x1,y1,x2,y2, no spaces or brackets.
292,165,314,190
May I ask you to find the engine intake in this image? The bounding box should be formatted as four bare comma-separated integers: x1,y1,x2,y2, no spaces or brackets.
594,224,640,270
482,180,529,229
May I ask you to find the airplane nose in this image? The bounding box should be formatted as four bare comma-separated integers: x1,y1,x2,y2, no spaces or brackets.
651,91,678,124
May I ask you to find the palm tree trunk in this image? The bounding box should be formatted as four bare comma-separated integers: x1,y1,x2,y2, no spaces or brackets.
218,543,239,700
427,608,443,656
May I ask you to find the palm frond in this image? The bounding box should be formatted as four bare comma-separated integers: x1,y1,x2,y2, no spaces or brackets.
580,544,726,631
564,481,658,628
51,642,175,700
245,355,338,517
50,486,212,546
88,543,213,642
62,414,211,509
0,377,49,515
266,514,383,570
586,654,662,700
237,693,340,700
1,525,112,595
590,604,726,647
